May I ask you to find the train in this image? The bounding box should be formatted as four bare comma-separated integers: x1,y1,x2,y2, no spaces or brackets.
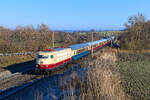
36,36,115,71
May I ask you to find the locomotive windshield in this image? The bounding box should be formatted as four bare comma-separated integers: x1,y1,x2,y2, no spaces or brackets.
38,55,48,59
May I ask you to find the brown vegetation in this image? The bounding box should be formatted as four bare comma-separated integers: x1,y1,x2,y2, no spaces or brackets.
120,13,150,50
0,55,34,68
0,24,103,53
59,49,128,100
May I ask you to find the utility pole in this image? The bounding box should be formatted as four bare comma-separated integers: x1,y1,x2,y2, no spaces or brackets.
52,32,54,48
91,32,93,58
111,37,112,47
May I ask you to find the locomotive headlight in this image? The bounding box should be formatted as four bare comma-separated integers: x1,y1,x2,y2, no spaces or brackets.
36,65,38,67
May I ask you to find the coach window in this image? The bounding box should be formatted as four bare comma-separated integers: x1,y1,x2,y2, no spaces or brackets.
50,55,54,59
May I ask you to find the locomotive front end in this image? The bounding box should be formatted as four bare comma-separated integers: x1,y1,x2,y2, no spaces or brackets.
36,51,55,70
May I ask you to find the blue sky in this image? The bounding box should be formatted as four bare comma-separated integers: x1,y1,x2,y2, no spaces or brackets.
0,0,150,30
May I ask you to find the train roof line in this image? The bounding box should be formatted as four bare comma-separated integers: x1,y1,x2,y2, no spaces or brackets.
69,37,112,50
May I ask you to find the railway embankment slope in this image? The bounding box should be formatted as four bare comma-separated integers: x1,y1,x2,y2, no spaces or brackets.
0,60,35,80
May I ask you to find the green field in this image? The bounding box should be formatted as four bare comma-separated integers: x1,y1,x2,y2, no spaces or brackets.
117,52,150,100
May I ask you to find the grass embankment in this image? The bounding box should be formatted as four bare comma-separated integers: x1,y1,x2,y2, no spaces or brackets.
59,49,128,100
0,55,35,69
117,52,150,100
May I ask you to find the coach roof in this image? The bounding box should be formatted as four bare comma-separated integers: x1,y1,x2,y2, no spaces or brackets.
69,38,111,50
69,42,89,50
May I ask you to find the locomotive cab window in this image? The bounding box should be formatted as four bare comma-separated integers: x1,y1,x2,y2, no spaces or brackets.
38,55,48,59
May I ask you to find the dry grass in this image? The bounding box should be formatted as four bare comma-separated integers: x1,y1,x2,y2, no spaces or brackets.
0,55,35,68
59,49,129,100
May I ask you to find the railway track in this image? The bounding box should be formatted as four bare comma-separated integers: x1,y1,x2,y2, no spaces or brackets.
0,75,44,100
0,58,86,100
0,66,35,81
0,67,36,89
0,64,38,100
0,64,46,100
0,64,80,100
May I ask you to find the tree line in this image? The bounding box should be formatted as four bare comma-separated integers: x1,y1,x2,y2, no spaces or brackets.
120,13,150,50
0,24,75,53
0,24,103,53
